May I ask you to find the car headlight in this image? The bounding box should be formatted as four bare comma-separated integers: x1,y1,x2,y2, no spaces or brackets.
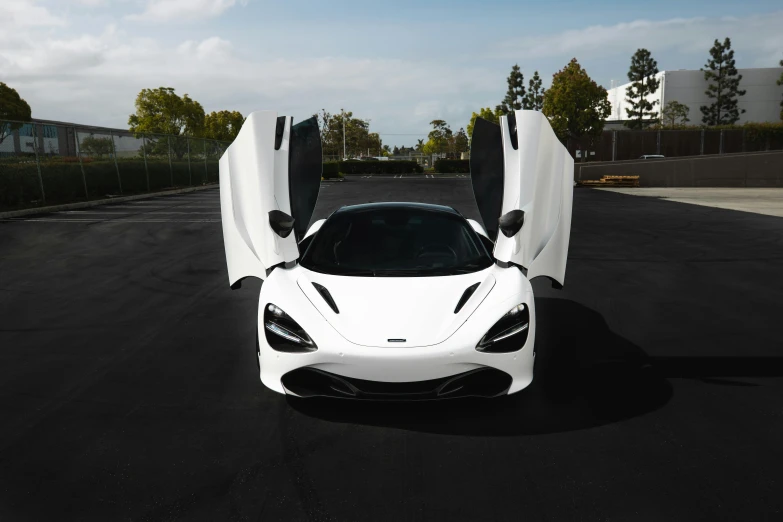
476,303,529,353
264,304,317,353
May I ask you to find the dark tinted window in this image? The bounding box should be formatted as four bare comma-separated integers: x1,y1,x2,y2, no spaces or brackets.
299,207,493,276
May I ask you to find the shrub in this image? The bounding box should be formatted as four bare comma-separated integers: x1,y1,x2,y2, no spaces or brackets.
322,162,340,179
336,160,422,175
0,158,218,210
433,159,470,173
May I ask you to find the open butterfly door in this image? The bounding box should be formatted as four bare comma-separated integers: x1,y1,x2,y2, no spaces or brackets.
470,110,574,287
219,111,322,288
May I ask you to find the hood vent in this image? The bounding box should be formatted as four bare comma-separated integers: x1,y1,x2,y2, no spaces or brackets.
312,282,339,314
454,283,480,314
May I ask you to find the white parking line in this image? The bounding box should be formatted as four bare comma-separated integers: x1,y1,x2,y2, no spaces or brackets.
58,211,221,214
1,218,222,223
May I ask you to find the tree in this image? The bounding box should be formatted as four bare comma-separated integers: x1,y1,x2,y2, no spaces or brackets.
392,145,400,156
542,58,611,143
128,87,205,159
523,71,546,111
624,49,660,129
700,38,746,126
467,107,501,140
423,119,453,155
203,110,244,141
381,144,392,157
316,109,371,158
777,58,783,120
415,139,424,152
454,128,469,155
496,64,526,115
661,100,690,128
79,136,114,159
0,82,32,146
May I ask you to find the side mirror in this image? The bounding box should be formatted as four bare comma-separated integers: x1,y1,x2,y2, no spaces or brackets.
269,210,295,238
498,209,524,238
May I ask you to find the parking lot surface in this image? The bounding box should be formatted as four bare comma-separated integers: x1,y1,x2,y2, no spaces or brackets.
1,178,782,521
599,187,783,217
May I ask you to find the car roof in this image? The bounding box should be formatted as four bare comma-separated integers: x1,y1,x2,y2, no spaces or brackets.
334,201,461,216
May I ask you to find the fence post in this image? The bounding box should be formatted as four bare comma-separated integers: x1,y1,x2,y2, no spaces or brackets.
73,127,88,199
719,129,724,155
656,130,661,155
700,129,705,155
187,137,192,186
141,133,150,192
167,135,173,187
109,129,122,194
611,131,617,162
32,124,46,204
203,138,208,184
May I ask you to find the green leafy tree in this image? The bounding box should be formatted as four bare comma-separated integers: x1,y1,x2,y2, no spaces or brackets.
624,49,660,129
467,107,502,140
79,136,114,159
316,109,373,158
661,100,690,128
523,71,546,111
777,58,783,120
0,82,32,146
542,58,611,142
392,145,400,156
454,127,469,154
423,119,453,154
128,87,205,159
203,110,244,141
415,139,424,152
496,64,526,115
700,38,746,126
381,144,392,157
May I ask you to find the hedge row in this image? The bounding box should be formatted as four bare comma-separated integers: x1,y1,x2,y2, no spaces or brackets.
0,158,219,210
325,160,423,175
647,121,783,141
433,159,470,173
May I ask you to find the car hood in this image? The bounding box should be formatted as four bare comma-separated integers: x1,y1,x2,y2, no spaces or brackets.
297,269,496,347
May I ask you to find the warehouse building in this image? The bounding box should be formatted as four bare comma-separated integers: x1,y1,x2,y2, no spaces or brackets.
605,67,783,128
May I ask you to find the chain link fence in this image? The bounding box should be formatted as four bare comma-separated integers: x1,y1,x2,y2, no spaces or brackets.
567,128,783,163
0,120,230,211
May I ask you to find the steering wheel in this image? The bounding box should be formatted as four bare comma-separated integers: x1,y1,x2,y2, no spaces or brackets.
416,243,457,260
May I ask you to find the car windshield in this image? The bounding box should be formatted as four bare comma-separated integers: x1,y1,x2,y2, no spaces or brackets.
299,207,494,276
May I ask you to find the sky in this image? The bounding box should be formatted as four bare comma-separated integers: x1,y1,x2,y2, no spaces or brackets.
1,0,782,147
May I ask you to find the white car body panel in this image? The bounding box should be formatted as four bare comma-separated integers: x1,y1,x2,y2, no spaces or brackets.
258,264,535,395
219,111,298,286
493,110,574,286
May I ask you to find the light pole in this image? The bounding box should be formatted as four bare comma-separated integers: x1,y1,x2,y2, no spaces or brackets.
341,108,346,160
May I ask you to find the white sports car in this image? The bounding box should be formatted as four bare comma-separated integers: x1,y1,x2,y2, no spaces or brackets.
219,110,573,400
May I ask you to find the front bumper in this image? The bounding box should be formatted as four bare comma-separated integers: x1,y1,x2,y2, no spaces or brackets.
281,367,513,400
256,292,536,398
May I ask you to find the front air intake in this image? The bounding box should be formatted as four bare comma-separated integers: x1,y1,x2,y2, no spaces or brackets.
454,283,480,314
312,282,339,314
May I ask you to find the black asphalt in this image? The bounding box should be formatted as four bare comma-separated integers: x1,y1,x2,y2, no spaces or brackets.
1,178,782,521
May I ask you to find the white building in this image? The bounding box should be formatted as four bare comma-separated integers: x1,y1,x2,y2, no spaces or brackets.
606,67,783,127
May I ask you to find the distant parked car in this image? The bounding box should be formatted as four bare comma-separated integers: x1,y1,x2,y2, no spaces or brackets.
639,154,665,159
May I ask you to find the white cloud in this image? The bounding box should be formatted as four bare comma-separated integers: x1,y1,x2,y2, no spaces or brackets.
494,11,783,68
127,0,248,22
0,0,65,28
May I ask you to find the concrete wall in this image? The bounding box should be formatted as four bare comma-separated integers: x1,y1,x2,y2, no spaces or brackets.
607,67,783,125
575,150,783,188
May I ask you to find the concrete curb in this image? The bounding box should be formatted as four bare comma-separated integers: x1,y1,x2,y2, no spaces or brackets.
0,184,218,219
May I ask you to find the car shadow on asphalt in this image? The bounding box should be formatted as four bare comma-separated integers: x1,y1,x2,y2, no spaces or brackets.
286,298,674,436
